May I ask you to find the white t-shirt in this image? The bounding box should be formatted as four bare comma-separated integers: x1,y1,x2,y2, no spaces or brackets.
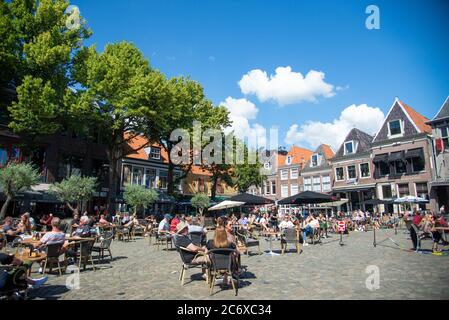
279,220,295,229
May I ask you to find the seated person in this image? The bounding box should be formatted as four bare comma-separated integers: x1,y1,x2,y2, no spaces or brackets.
169,214,181,233
16,214,31,235
0,242,48,293
278,215,295,230
23,212,35,230
225,219,236,244
186,216,207,234
36,218,66,247
301,214,319,246
238,214,249,229
259,213,270,232
206,226,239,281
40,213,54,230
72,216,92,238
98,214,112,226
173,222,208,278
1,217,16,237
71,214,80,229
158,214,171,236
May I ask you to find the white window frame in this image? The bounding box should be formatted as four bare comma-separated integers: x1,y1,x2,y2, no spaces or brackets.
311,154,319,167
149,147,161,160
359,163,371,179
387,119,404,138
271,182,276,195
322,175,331,192
335,167,344,181
281,184,289,197
290,183,299,195
280,169,288,180
290,167,299,179
286,155,292,165
346,165,357,180
344,141,355,155
304,177,312,191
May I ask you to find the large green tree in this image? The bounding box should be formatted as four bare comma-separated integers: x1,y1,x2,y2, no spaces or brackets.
233,144,266,193
191,192,210,216
1,0,90,134
144,79,230,195
123,184,158,216
72,41,165,214
49,175,97,215
0,162,40,219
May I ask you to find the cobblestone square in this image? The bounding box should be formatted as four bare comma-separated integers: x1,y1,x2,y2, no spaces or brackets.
28,230,449,300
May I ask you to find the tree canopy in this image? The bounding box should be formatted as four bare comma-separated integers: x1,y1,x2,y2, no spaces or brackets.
191,193,210,216
123,184,159,215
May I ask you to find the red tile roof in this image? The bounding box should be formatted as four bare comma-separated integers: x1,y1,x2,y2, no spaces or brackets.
277,146,314,168
123,133,169,163
321,144,335,160
400,101,432,134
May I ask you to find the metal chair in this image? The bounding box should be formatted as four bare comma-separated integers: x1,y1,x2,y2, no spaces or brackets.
92,232,114,262
0,265,29,300
176,246,208,286
410,224,433,251
42,243,65,276
208,248,239,296
236,229,261,255
189,231,205,246
281,228,301,254
155,232,173,250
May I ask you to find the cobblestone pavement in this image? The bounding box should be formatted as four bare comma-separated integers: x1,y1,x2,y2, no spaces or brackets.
28,229,449,300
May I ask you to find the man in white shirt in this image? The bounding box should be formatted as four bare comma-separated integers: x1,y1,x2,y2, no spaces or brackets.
278,215,295,230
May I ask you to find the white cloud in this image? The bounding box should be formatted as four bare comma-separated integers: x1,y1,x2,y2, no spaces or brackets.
221,97,266,148
285,104,385,150
238,66,336,106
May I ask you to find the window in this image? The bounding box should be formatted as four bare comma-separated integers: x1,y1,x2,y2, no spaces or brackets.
122,165,132,186
311,154,319,167
280,169,288,180
159,171,168,189
271,182,276,195
335,167,344,181
291,183,299,195
132,167,144,185
286,156,292,165
58,155,83,181
441,127,449,149
290,168,299,179
376,161,390,176
410,156,425,173
0,145,8,167
388,120,402,136
313,176,321,192
347,165,356,179
174,172,182,191
398,183,409,197
304,177,312,191
149,147,161,160
344,141,354,155
322,175,331,191
265,183,270,195
394,158,407,175
382,185,392,198
360,163,370,178
145,168,156,188
415,183,428,199
281,184,289,197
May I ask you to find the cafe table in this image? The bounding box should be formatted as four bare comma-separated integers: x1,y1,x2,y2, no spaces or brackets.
15,249,47,275
263,231,280,256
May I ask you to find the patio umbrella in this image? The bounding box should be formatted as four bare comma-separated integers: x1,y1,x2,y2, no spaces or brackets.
229,193,274,205
394,195,428,204
208,200,245,211
278,190,336,205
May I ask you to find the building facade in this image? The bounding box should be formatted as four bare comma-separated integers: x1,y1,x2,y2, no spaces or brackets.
371,98,433,213
427,96,449,213
301,144,335,194
331,128,376,212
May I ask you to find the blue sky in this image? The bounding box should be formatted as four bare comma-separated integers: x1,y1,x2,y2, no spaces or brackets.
73,0,449,151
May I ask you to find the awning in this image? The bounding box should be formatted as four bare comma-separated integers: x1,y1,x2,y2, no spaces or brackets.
332,184,376,192
388,151,404,162
372,154,388,163
404,148,424,159
430,181,449,188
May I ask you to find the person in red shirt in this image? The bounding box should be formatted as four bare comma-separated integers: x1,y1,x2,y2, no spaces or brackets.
412,211,423,226
169,214,180,233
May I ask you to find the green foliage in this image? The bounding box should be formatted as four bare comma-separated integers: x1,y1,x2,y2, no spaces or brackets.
0,162,40,196
191,193,210,215
123,184,159,214
233,143,266,193
2,0,91,133
0,162,40,219
49,175,97,205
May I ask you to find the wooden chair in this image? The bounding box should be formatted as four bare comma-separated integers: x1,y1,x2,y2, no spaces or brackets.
92,232,114,262
208,248,239,296
281,228,301,254
236,229,261,255
176,246,209,286
42,243,65,276
75,240,96,271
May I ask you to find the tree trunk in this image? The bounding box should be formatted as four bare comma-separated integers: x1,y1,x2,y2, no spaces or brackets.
107,133,123,215
167,153,175,195
0,195,13,220
66,202,77,214
211,175,218,200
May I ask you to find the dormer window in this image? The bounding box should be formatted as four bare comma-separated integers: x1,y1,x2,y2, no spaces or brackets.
344,141,355,155
388,119,403,137
311,154,319,167
286,156,292,165
149,147,161,160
